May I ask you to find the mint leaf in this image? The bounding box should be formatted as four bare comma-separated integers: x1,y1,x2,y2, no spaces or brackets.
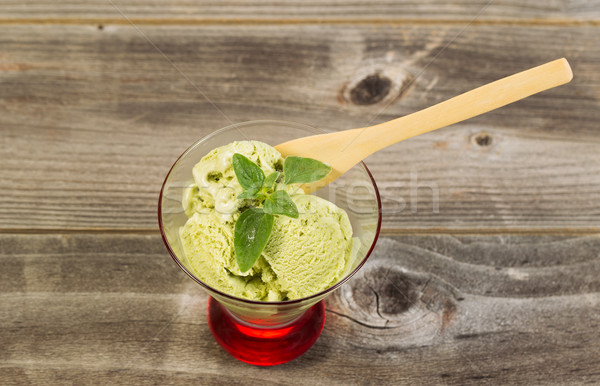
263,171,280,190
234,208,274,272
283,156,331,184
264,190,299,219
237,189,260,200
232,153,264,191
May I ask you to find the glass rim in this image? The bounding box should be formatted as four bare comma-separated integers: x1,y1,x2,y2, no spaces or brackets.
157,119,382,306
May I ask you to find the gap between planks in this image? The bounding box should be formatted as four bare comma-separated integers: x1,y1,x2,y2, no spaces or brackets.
0,18,599,27
0,227,597,236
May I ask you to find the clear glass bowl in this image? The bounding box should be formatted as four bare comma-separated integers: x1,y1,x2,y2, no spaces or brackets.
158,120,381,365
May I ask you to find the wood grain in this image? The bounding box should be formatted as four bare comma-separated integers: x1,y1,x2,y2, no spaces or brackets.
3,1,599,384
1,233,598,384
1,25,599,231
1,1,598,23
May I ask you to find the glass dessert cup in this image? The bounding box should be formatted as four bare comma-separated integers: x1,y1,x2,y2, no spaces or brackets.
158,120,381,366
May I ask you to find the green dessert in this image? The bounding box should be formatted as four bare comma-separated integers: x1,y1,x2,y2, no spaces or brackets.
180,141,353,301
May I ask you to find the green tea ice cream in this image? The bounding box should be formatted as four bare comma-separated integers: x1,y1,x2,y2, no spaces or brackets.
179,141,353,301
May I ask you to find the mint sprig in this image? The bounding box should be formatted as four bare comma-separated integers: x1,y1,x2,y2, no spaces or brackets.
231,153,331,272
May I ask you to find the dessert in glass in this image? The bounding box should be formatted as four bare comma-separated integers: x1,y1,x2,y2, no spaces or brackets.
158,120,381,366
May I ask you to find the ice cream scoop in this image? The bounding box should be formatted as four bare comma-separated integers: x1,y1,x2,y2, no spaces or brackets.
276,58,573,192
179,140,355,301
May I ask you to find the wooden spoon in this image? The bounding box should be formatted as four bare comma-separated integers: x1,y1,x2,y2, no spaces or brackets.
275,58,573,192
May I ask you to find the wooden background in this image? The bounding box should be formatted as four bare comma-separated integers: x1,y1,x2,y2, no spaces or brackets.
1,1,599,384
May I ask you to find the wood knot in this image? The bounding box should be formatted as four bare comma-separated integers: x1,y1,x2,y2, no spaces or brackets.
340,67,414,107
473,132,492,147
334,254,462,332
468,131,501,157
347,267,419,319
350,74,392,105
327,240,464,349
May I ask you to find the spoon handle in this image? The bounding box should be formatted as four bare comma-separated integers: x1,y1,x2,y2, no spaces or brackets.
357,58,573,153
276,58,573,193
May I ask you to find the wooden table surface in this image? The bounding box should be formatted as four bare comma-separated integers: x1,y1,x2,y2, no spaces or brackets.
2,2,599,384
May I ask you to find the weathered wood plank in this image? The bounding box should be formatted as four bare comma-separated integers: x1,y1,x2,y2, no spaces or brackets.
0,1,598,22
1,233,599,383
1,25,599,231
2,233,598,297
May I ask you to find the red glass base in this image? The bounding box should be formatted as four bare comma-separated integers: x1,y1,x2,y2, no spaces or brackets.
207,297,326,366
